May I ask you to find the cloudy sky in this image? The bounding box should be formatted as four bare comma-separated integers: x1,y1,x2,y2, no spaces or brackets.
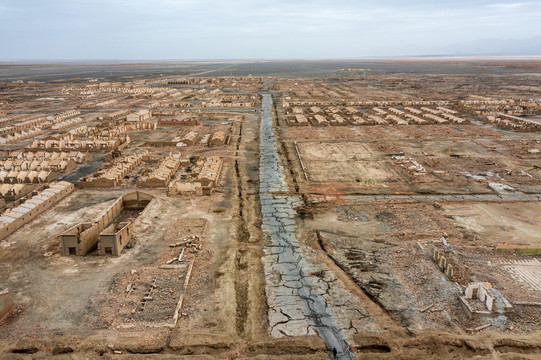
1,0,541,60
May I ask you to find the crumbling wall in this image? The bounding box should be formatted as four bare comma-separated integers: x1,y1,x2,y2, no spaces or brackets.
0,289,14,322
459,282,514,319
60,223,101,256
97,198,123,230
121,190,153,209
98,222,132,256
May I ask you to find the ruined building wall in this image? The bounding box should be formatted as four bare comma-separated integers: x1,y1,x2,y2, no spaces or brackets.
98,222,132,256
121,190,153,208
76,223,101,256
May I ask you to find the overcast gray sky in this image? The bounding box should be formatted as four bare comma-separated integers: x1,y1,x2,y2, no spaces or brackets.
1,0,541,60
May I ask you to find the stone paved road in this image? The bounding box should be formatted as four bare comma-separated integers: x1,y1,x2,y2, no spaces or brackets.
259,93,355,360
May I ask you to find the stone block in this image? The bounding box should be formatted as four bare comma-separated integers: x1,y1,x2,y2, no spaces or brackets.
439,256,446,270
465,283,477,299
486,294,494,312
478,285,487,302
445,265,453,279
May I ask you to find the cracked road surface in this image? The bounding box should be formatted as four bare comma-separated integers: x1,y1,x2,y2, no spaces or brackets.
259,93,355,359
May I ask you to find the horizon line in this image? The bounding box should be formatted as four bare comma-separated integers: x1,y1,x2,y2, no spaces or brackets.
2,54,541,64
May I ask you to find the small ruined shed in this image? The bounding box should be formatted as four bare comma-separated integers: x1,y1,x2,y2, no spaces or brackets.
459,282,514,319
59,191,153,256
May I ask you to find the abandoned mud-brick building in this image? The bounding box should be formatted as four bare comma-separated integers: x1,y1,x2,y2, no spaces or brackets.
59,191,153,256
138,154,181,188
104,109,129,121
98,222,132,256
127,109,151,122
168,181,203,196
0,184,32,202
77,155,141,188
182,131,199,145
197,156,223,188
157,117,197,127
210,130,228,146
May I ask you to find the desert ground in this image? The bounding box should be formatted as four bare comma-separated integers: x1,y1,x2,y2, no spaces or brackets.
0,59,541,359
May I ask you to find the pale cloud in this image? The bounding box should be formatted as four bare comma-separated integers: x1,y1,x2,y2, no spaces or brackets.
0,0,540,59
489,2,525,8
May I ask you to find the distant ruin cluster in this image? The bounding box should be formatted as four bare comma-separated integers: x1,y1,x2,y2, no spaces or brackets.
0,109,82,144
0,66,541,357
168,75,264,91
459,98,541,131
285,102,471,126
203,92,257,108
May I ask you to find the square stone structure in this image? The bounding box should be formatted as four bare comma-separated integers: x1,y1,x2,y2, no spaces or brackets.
127,109,151,122
60,191,153,256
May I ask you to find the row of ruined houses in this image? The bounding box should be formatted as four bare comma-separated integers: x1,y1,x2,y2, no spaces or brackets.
0,151,91,184
1,159,75,174
138,154,182,187
0,170,55,184
6,150,91,164
485,113,541,132
176,130,228,146
31,135,130,151
169,156,224,196
0,182,74,240
0,109,80,136
77,155,142,188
